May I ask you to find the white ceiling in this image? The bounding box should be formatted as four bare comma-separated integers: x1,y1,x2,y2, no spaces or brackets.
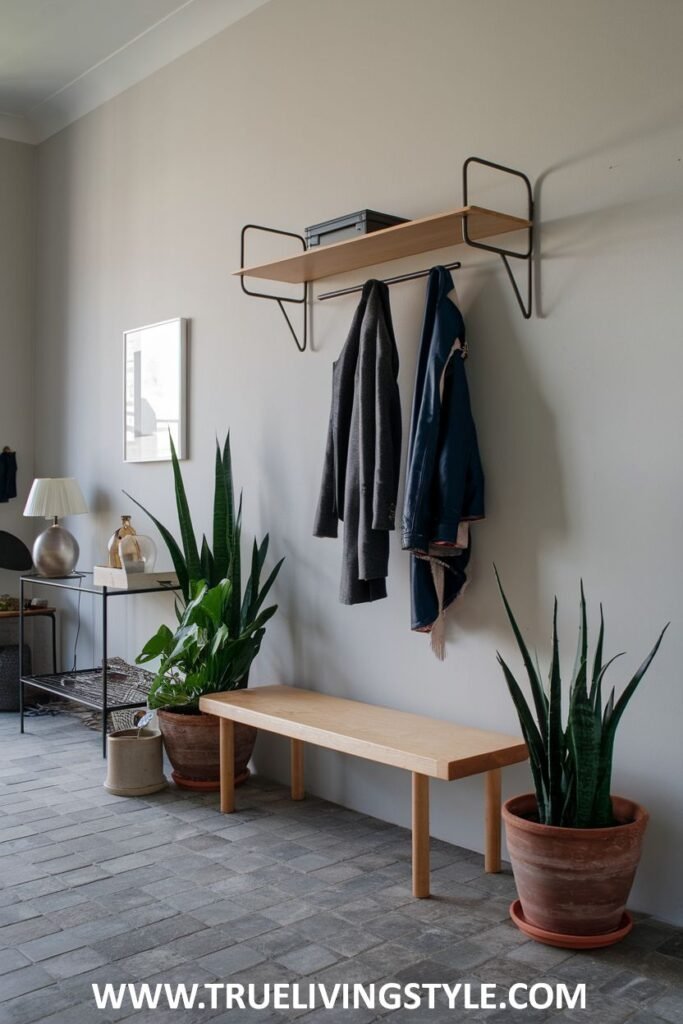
0,0,271,143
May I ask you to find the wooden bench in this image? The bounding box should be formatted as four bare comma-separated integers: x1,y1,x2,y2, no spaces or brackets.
199,685,528,898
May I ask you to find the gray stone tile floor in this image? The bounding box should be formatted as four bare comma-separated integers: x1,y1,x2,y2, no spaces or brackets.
0,714,681,1022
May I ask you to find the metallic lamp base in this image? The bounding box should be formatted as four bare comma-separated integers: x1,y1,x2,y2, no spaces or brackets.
32,524,79,578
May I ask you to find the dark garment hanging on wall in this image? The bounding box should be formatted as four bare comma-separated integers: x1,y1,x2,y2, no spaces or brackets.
402,267,484,657
314,280,402,604
0,450,17,503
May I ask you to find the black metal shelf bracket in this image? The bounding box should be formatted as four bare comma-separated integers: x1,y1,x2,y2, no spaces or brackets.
240,224,308,352
462,156,534,319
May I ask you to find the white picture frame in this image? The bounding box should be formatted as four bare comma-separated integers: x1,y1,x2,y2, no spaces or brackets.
123,318,188,463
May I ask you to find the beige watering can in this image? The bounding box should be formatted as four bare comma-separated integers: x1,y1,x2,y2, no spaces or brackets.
104,711,167,796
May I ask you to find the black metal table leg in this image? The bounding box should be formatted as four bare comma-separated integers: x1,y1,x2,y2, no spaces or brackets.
102,588,108,758
19,578,24,734
46,611,57,674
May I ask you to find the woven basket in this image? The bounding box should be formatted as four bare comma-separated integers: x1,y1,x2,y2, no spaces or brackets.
0,644,32,712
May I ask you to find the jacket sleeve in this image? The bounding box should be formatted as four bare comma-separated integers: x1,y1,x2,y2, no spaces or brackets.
313,397,339,538
401,343,445,552
372,323,401,531
430,351,485,542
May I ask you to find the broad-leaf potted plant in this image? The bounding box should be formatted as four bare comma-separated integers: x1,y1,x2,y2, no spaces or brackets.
127,434,283,790
495,569,667,949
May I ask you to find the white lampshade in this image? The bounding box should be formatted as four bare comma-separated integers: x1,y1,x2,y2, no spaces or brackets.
24,478,88,518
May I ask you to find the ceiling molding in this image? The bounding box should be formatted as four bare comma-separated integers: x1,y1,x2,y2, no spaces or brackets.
4,0,270,145
0,113,37,145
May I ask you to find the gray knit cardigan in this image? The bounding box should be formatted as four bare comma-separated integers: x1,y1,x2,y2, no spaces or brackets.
313,279,402,604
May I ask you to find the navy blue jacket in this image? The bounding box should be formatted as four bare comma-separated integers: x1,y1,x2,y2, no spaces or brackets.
402,267,484,638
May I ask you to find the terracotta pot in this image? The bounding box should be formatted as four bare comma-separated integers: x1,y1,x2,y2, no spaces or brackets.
503,793,648,940
157,709,257,791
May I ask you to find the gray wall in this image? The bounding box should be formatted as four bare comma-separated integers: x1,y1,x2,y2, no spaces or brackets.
0,139,35,596
32,0,683,923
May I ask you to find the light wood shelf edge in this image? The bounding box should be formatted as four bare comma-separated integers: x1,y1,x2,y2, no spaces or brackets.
233,205,531,285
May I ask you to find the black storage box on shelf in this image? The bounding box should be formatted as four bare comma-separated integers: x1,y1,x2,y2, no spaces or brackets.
305,209,409,248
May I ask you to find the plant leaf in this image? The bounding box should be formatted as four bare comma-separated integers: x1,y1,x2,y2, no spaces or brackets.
200,535,213,585
250,557,285,619
606,624,669,738
547,598,564,825
591,652,624,717
497,652,549,822
169,433,201,581
122,489,189,601
494,567,548,744
589,602,605,707
213,438,229,582
571,581,589,701
567,665,599,827
223,432,235,544
135,624,174,664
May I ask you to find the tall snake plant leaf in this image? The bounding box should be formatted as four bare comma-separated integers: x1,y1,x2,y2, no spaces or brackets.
249,557,285,621
547,598,564,824
241,539,261,629
229,493,243,638
494,567,549,745
592,624,669,825
200,535,213,585
223,432,235,544
122,489,190,601
571,581,589,702
606,624,668,737
169,435,202,582
242,536,273,628
560,764,576,827
244,603,278,637
591,652,625,719
212,438,230,583
568,657,600,827
497,653,550,822
588,603,605,710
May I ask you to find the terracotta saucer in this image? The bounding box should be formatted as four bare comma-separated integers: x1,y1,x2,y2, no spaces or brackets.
509,899,633,949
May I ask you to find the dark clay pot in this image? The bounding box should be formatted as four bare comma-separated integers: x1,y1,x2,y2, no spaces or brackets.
157,709,257,791
503,793,648,941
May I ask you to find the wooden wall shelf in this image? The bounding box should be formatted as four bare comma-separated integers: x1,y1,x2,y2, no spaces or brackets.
235,157,535,350
234,205,530,285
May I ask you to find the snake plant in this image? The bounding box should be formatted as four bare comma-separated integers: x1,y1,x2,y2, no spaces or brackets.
127,433,283,707
495,569,668,828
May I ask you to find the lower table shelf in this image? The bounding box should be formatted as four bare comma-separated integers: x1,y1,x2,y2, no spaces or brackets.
22,668,148,713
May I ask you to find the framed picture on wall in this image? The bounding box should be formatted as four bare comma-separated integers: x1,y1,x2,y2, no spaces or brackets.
123,318,188,462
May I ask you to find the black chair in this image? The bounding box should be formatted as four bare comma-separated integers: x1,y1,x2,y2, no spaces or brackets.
0,530,33,572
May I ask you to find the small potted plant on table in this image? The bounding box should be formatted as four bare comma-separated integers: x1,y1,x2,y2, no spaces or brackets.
129,434,283,790
495,570,667,949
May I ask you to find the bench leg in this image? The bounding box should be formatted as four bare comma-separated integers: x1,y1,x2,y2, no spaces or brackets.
291,738,304,801
220,719,235,814
412,772,430,898
485,768,502,873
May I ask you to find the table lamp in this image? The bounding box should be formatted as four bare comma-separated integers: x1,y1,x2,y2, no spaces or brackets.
23,478,88,577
